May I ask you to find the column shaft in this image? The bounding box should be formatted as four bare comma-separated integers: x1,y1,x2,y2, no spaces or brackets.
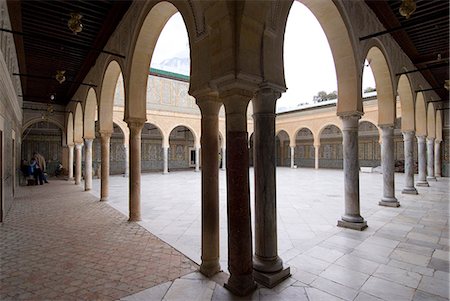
416,136,429,186
222,94,256,296
337,114,367,230
435,140,442,177
84,138,93,191
402,131,417,194
74,143,82,185
290,146,295,168
252,87,290,288
163,146,169,174
195,147,200,172
314,145,320,169
379,125,399,207
100,132,111,201
427,137,436,181
128,121,144,222
68,145,74,180
221,147,226,170
124,144,129,177
197,100,221,277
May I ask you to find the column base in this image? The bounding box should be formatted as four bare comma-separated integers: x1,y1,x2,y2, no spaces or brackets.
402,187,418,195
84,188,91,192
427,176,437,181
128,216,141,222
100,198,108,202
416,181,429,187
379,197,400,207
199,260,221,277
337,219,368,231
224,274,256,297
253,266,290,288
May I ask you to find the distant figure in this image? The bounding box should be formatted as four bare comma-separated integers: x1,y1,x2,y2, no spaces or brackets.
30,156,44,185
34,152,49,183
20,160,30,177
55,162,63,177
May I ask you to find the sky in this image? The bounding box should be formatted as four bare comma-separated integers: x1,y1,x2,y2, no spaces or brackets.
151,2,375,111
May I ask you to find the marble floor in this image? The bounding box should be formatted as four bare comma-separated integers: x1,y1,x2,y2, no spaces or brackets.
89,168,450,301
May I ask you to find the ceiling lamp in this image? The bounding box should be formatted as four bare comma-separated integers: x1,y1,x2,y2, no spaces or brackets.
68,12,83,34
55,70,66,84
399,0,416,19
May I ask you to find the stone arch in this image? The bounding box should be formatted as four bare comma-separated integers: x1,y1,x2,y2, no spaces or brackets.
167,123,198,148
415,92,427,136
67,112,74,146
84,88,98,139
100,60,123,133
364,45,395,126
73,103,84,144
397,74,415,132
112,116,129,145
427,103,436,138
294,127,315,168
275,0,361,114
318,122,342,137
22,118,66,147
168,125,196,170
293,126,316,145
275,130,290,166
126,1,195,121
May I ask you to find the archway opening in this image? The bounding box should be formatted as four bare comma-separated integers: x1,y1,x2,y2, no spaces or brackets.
168,126,195,170
319,125,343,169
141,123,164,172
93,121,126,176
275,130,290,167
295,128,314,168
358,121,380,168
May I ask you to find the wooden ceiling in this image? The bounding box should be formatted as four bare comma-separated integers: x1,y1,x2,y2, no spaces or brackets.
8,0,131,106
6,0,449,107
365,0,449,104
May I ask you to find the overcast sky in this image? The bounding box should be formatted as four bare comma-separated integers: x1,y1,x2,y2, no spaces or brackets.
151,2,375,110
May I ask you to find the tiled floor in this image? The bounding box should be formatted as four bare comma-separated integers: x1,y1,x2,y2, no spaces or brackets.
89,168,449,301
0,181,197,301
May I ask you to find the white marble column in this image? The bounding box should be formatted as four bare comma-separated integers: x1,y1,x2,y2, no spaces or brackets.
127,120,145,222
99,131,112,201
68,144,74,180
195,146,200,172
222,90,256,296
163,145,169,174
416,136,429,187
221,147,226,170
337,114,367,231
401,131,418,194
197,98,221,277
123,144,129,177
435,140,442,178
84,138,93,191
290,146,295,168
74,143,83,185
314,144,320,169
427,137,436,181
379,125,399,207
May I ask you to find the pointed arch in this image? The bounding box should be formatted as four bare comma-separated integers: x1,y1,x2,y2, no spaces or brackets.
397,74,415,131
73,103,84,144
84,88,98,139
100,60,123,133
415,92,427,136
365,46,395,126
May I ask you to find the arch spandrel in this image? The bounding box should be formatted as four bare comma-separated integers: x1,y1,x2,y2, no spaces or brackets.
427,103,436,139
84,88,98,139
397,74,415,132
167,123,199,147
100,60,123,134
415,92,427,136
365,46,395,126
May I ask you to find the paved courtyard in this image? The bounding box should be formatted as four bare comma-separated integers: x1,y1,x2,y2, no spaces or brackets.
90,168,450,301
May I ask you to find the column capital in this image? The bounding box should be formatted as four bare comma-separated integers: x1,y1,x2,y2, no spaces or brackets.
426,137,436,143
126,118,145,134
67,143,75,148
435,139,442,144
98,130,112,138
74,142,83,149
379,124,395,130
83,137,94,143
196,96,222,116
416,135,427,141
402,131,415,141
340,113,361,131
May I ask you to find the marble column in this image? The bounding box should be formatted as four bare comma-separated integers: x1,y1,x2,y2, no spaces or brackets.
337,114,367,231
84,138,93,191
197,99,221,277
379,125,400,207
127,120,145,222
222,90,256,296
74,143,83,185
435,140,442,177
221,147,226,170
427,137,436,181
416,136,429,187
195,146,200,172
124,144,129,177
314,144,320,169
401,131,418,194
252,85,290,288
290,146,295,168
99,131,112,201
163,145,169,174
68,144,74,180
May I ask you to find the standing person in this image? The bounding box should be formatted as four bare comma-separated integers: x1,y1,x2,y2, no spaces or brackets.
30,156,44,185
34,152,49,183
